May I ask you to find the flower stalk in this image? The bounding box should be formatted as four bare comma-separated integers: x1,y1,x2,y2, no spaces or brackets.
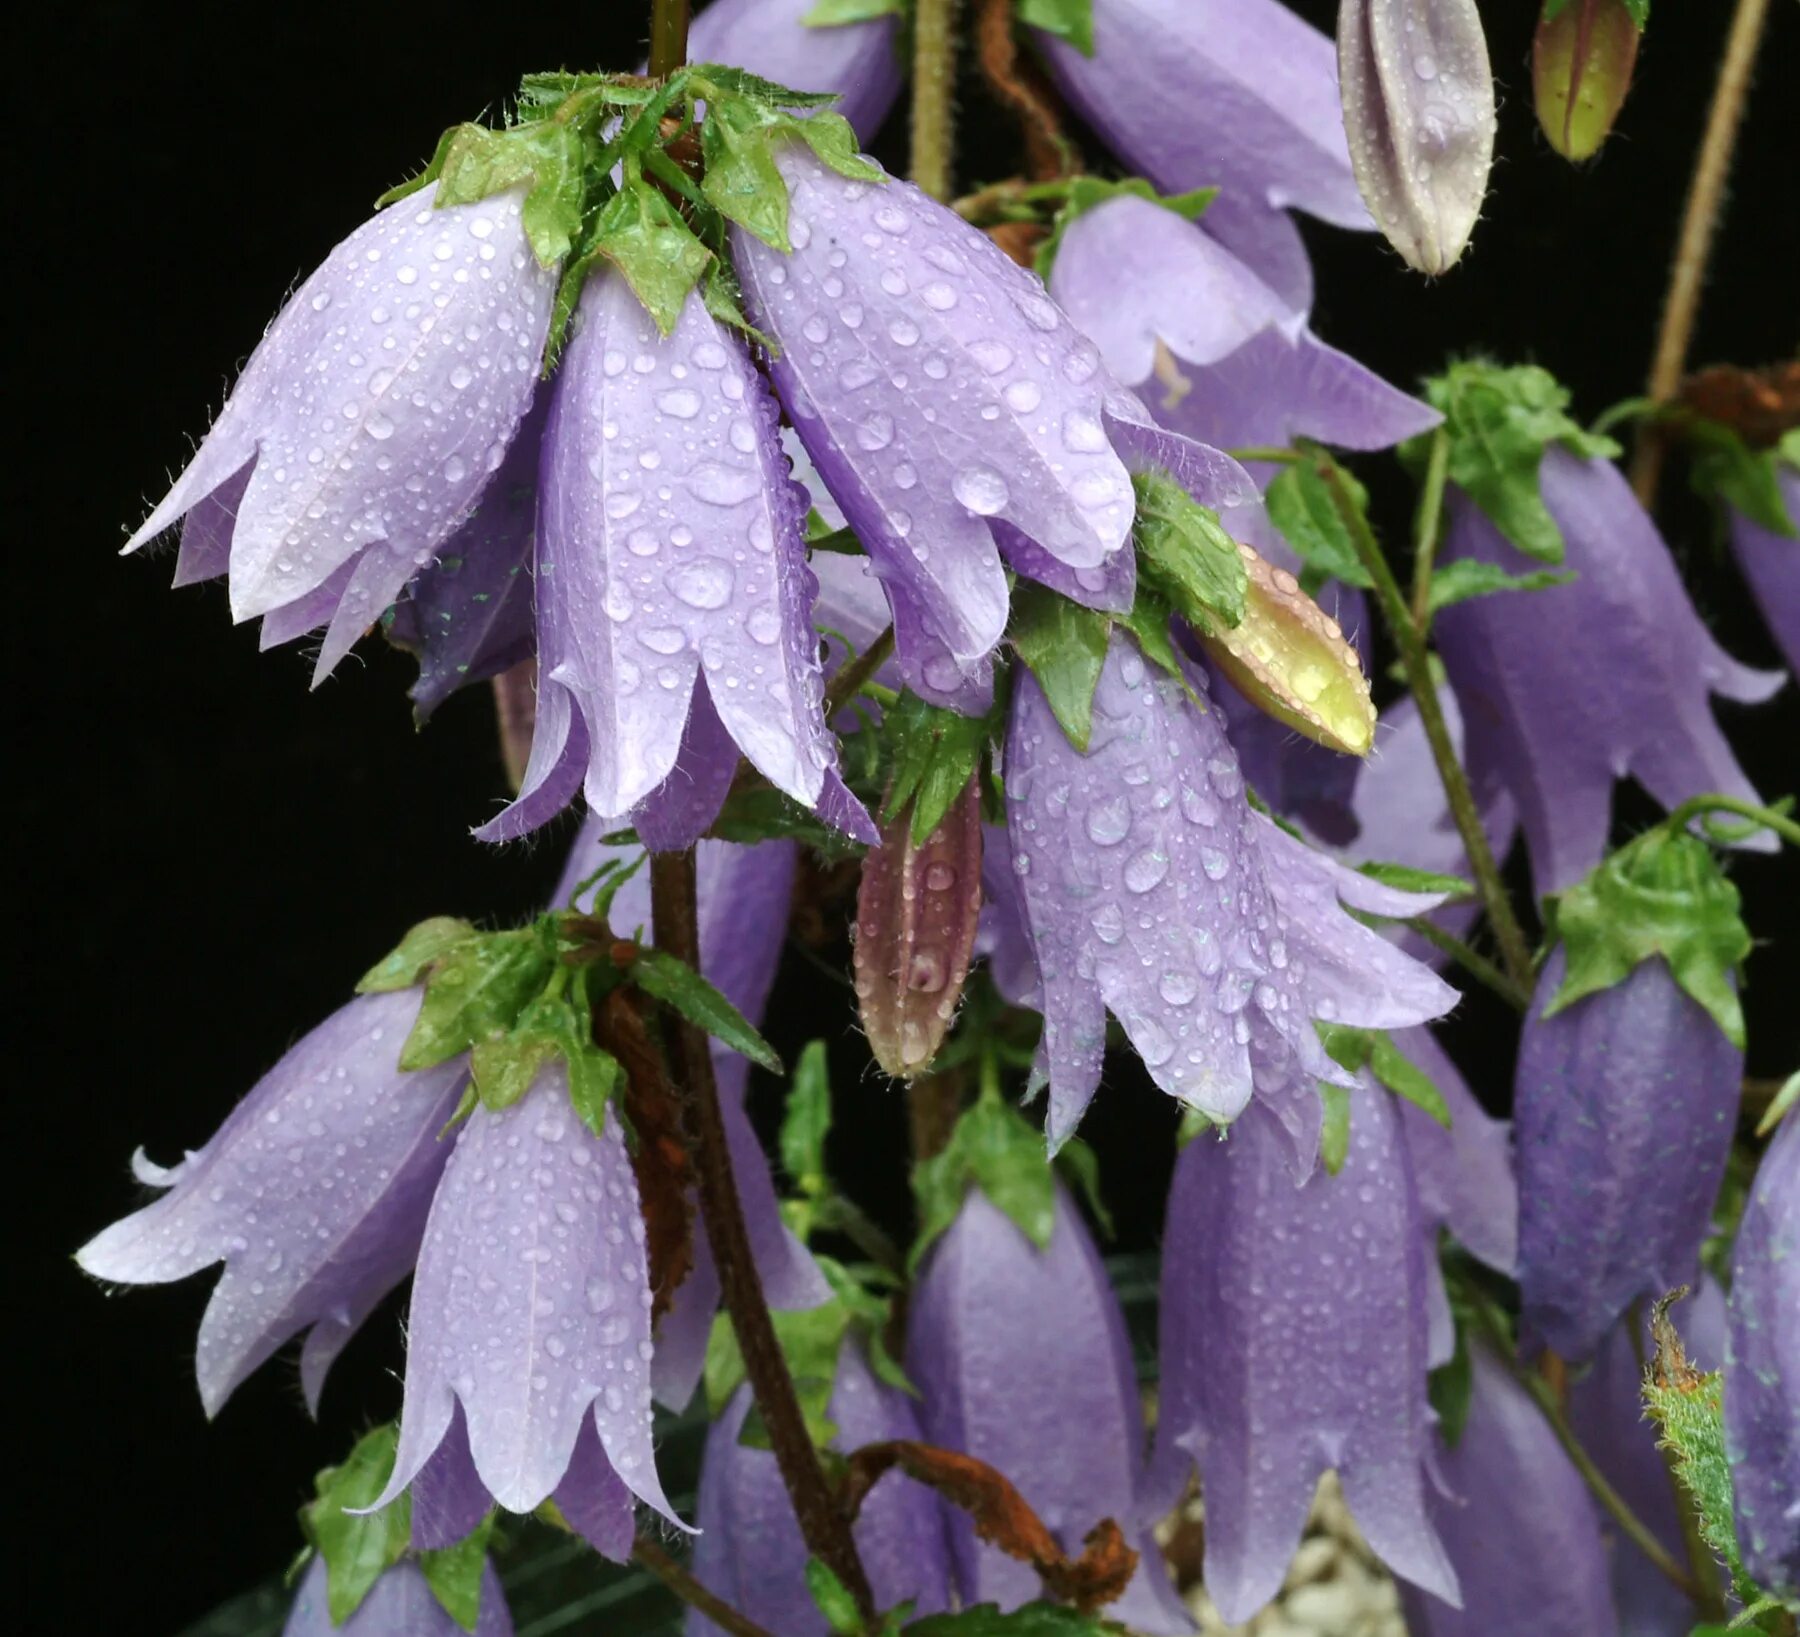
911,0,961,201
1410,427,1451,632
648,0,691,79
633,1535,781,1637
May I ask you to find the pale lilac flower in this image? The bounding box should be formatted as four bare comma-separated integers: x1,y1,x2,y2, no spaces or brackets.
1400,1346,1614,1637
1153,1094,1457,1622
1031,0,1369,307
480,275,871,848
76,990,466,1417
907,1187,1193,1634
1436,447,1783,894
1003,632,1456,1147
284,1556,512,1637
690,1345,955,1634
1515,950,1741,1361
1729,467,1800,671
128,186,555,679
1726,1112,1800,1597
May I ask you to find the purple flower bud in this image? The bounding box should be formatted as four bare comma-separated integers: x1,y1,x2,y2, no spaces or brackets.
77,990,465,1417
479,275,871,848
689,1345,955,1634
1154,1095,1456,1622
1726,1112,1800,1596
1516,950,1742,1361
128,186,555,679
1400,1347,1615,1637
284,1556,512,1637
1337,0,1496,275
1437,447,1783,895
1003,632,1455,1146
907,1187,1193,1634
1729,467,1800,671
1048,196,1438,455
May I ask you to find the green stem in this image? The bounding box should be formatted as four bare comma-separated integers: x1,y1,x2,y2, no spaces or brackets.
647,0,690,78
1224,445,1303,466
1405,919,1531,1012
814,1194,906,1276
633,1536,779,1637
824,625,896,719
1319,457,1537,995
1665,792,1800,849
1410,428,1451,633
910,0,961,201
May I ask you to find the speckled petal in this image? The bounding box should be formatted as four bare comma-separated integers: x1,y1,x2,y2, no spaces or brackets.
283,1556,512,1637
1437,448,1781,895
76,989,465,1417
1729,469,1800,671
1516,951,1742,1361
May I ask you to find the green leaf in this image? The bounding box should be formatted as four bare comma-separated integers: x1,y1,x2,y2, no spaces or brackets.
1055,1138,1114,1239
1132,469,1248,629
707,783,867,859
418,1513,496,1631
1367,1031,1452,1127
1016,0,1097,54
1548,828,1751,1047
1425,558,1576,613
593,180,714,335
782,1040,834,1196
1687,420,1798,537
357,916,478,993
884,691,996,843
434,122,588,266
910,1092,1055,1269
1006,582,1110,751
400,929,556,1071
1114,583,1190,686
301,1427,410,1626
1033,175,1211,280
1429,1321,1475,1448
1319,1081,1352,1175
1265,459,1377,593
632,946,784,1071
905,1604,1119,1635
803,0,904,21
805,1559,865,1635
705,1300,852,1443
1355,861,1474,899
1407,362,1621,563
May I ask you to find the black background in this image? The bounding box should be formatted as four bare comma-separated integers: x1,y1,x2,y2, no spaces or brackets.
18,1,1797,1630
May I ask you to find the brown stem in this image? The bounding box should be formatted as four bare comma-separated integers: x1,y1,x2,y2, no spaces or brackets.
647,0,690,78
633,1535,780,1637
973,0,1075,181
648,849,876,1617
1628,0,1771,504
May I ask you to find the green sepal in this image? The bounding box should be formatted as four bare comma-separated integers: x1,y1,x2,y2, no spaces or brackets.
818,1254,917,1398
1318,1024,1452,1127
632,946,784,1071
1033,175,1211,280
400,927,558,1071
803,0,904,21
1687,419,1799,538
301,1426,410,1626
884,691,998,843
1006,582,1111,752
688,64,847,109
1545,0,1650,28
1426,558,1576,613
358,916,478,994
708,784,868,859
701,98,797,251
1355,861,1473,900
1016,0,1097,54
1054,1138,1114,1239
781,1039,834,1197
1265,457,1376,595
706,1305,844,1442
1428,1315,1475,1448
1319,1081,1352,1175
1131,469,1248,630
417,1512,497,1632
469,991,623,1134
1114,583,1191,688
1547,827,1751,1047
905,1604,1124,1635
1406,362,1620,563
432,121,588,266
805,1559,866,1636
375,124,465,208
592,180,714,336
910,1092,1055,1270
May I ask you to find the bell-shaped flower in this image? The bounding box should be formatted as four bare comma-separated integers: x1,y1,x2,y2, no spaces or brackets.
1400,1346,1615,1636
1436,447,1782,894
1726,1111,1799,1598
1153,1093,1456,1622
1048,195,1438,457
284,1556,512,1637
1729,466,1800,672
127,186,555,679
480,275,871,848
1516,949,1741,1362
1003,631,1456,1147
1029,0,1368,307
77,989,467,1417
906,1185,1193,1634
690,1344,955,1633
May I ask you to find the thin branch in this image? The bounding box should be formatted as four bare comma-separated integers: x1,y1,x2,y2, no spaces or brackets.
633,1535,780,1637
910,0,961,203
824,625,896,719
1405,919,1531,1012
1410,428,1451,633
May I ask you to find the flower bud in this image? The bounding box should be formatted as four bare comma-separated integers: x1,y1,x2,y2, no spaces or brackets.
1533,0,1643,162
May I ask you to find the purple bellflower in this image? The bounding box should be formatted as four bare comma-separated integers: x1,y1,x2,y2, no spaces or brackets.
1153,1092,1457,1622
77,989,466,1417
1515,949,1741,1362
1003,631,1457,1148
690,1345,955,1634
284,1557,512,1637
1400,1346,1616,1637
1436,447,1783,895
1031,0,1369,308
1729,466,1800,672
125,186,555,679
906,1186,1193,1635
1726,1111,1800,1597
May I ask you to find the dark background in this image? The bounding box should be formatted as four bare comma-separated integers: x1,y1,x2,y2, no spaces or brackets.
18,1,1796,1630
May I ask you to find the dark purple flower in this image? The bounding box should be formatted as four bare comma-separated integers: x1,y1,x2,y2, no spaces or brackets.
1153,1093,1456,1622
129,186,556,679
689,1344,955,1634
1437,447,1782,894
77,990,466,1416
1516,949,1741,1362
1003,632,1456,1146
907,1187,1193,1634
284,1556,512,1637
1729,466,1800,672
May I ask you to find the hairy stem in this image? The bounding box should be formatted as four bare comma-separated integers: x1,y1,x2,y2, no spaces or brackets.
1665,792,1800,849
633,1535,780,1637
647,0,691,78
649,849,875,1616
973,0,1074,180
1628,0,1770,503
1410,428,1451,633
911,0,961,202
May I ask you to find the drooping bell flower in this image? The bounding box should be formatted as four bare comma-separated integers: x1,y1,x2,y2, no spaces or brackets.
478,274,872,849
906,1185,1194,1634
1029,0,1369,307
1436,446,1782,895
1515,948,1742,1362
733,143,1253,709
1003,631,1456,1147
76,989,467,1416
1047,194,1438,457
1399,1346,1615,1637
690,1344,956,1634
1726,1111,1800,1598
1153,1093,1456,1623
284,1556,512,1637
126,185,556,678
1337,0,1496,275
1729,465,1800,672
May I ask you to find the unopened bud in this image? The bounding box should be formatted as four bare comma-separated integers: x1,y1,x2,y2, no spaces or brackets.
1534,0,1643,161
